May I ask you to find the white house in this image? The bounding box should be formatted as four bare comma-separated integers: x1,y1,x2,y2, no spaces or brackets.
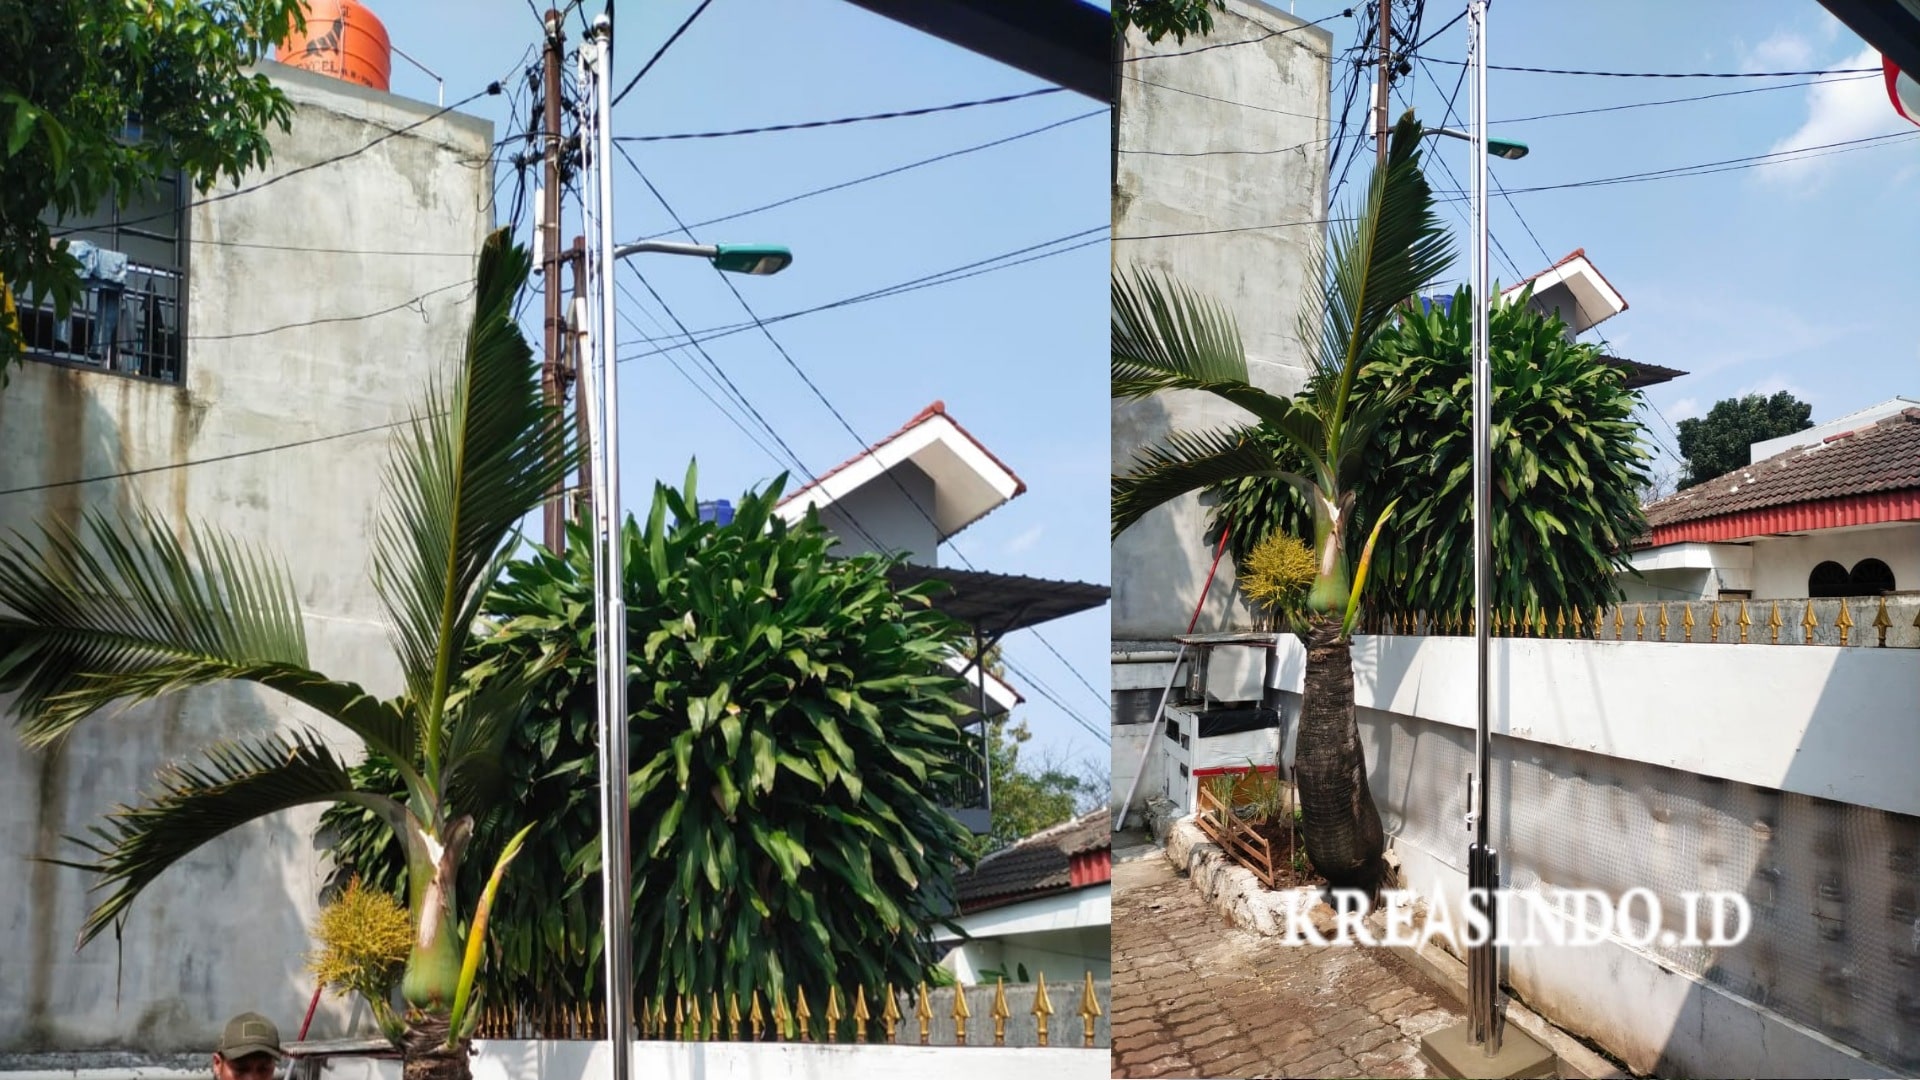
938,809,1112,985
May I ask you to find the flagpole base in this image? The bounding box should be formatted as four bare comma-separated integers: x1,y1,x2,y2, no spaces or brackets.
1421,1019,1556,1079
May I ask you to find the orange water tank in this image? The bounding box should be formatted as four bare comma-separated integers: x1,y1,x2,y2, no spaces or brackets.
276,1,392,92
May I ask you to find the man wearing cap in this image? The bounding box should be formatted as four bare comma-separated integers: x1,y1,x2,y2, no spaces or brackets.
213,1012,284,1080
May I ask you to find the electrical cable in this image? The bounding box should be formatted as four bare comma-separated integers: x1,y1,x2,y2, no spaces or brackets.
1418,57,1881,78
1494,72,1880,124
615,87,1068,142
187,279,472,341
1114,215,1349,242
1117,73,1329,120
53,77,513,237
1434,130,1920,198
1120,7,1355,62
634,108,1106,238
609,0,714,108
615,228,1108,360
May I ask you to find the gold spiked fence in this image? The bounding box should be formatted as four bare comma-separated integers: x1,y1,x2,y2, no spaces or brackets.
1353,596,1920,648
472,973,1111,1048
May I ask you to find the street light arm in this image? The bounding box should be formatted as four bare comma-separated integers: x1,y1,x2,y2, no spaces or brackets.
612,239,718,261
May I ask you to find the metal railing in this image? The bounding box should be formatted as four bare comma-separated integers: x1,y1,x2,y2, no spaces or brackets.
471,974,1111,1048
1355,596,1920,648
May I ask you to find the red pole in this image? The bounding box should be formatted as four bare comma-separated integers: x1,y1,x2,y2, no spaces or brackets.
297,983,322,1041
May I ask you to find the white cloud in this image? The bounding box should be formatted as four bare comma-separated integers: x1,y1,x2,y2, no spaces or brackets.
1005,524,1045,553
1735,375,1812,401
1668,396,1701,422
1744,29,1815,72
1761,44,1908,192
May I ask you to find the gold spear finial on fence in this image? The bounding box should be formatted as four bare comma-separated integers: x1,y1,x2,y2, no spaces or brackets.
1032,973,1053,1048
711,993,723,1041
727,993,742,1041
1553,608,1565,637
689,995,704,1041
655,1000,670,1042
1657,604,1670,641
825,986,843,1043
795,986,813,1043
1874,595,1893,647
1802,600,1818,644
952,983,971,1045
1613,606,1625,639
1738,600,1751,644
1078,970,1102,1048
673,998,685,1041
991,978,1011,1046
1836,599,1853,646
1536,608,1548,637
637,1000,652,1040
750,992,765,1041
772,990,791,1042
1707,602,1722,642
882,985,902,1044
1769,601,1782,644
1634,605,1646,640
1682,603,1695,642
852,986,870,1044
916,983,933,1046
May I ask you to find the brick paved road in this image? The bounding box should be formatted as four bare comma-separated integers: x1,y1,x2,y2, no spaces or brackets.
1111,837,1463,1079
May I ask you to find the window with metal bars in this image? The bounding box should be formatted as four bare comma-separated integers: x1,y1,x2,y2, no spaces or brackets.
20,175,186,384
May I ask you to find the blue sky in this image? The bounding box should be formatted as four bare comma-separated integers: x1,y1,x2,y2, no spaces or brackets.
1308,0,1918,484
358,1,1111,774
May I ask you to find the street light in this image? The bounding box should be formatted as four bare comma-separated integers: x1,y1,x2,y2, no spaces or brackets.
1424,125,1529,160
612,239,793,276
581,21,795,1080
1417,3,1554,1077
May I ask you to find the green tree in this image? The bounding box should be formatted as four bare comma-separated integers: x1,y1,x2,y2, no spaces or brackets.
324,469,982,1019
1112,112,1452,894
0,230,572,1080
1208,286,1651,623
1675,391,1814,488
0,0,307,376
981,717,1096,854
1114,0,1228,44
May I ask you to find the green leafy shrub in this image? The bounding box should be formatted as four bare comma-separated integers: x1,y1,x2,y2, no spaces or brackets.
323,465,980,1009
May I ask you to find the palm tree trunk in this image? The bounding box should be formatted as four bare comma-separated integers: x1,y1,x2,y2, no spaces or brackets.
1294,615,1386,896
401,1016,470,1080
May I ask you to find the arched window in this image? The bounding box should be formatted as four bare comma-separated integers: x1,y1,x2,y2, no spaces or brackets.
1850,558,1896,596
1809,561,1849,598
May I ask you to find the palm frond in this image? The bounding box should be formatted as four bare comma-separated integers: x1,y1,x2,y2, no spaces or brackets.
57,729,408,947
1113,426,1303,537
370,228,577,774
1112,266,1249,390
1299,110,1454,427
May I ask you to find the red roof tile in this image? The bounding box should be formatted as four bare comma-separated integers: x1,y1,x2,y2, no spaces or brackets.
1505,247,1631,313
775,400,1028,508
1642,407,1920,542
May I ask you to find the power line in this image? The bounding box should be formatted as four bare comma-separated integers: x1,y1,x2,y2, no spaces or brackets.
1120,7,1355,62
1435,130,1920,199
1002,656,1109,746
609,0,714,108
615,227,1109,360
187,279,473,341
53,78,512,238
1114,215,1348,242
1117,73,1329,120
1417,57,1881,79
1494,73,1879,124
636,107,1106,238
0,417,422,498
615,87,1067,142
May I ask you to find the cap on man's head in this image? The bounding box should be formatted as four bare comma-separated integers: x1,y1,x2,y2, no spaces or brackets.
217,1013,284,1060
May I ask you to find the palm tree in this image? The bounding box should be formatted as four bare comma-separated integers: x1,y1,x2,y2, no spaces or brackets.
0,229,573,1080
1112,112,1452,894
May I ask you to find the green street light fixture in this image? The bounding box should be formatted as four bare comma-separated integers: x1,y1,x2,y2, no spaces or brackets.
612,239,793,275
1426,125,1529,160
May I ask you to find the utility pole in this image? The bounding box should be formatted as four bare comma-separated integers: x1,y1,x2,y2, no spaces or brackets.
1375,0,1392,167
540,8,568,553
567,235,589,526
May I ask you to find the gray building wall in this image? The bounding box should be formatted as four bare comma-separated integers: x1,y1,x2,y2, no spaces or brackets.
1111,0,1332,644
0,66,493,1053
818,460,941,565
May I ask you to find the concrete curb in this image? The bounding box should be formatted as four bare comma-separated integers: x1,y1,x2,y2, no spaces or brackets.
1158,816,1632,1080
1385,938,1630,1080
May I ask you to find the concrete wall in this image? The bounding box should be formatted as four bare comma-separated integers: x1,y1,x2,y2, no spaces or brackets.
0,1042,1108,1080
1111,0,1332,644
1747,522,1920,599
1157,633,1920,1075
818,460,940,563
0,66,493,1053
